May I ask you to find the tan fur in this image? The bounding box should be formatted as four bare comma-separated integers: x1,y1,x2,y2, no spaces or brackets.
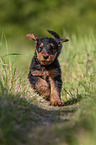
31,69,62,105
26,33,37,40
35,77,50,100
31,68,59,78
36,50,57,65
49,77,61,105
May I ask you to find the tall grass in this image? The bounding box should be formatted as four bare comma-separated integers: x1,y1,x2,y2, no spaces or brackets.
0,33,96,145
0,38,37,144
60,33,96,103
0,35,30,97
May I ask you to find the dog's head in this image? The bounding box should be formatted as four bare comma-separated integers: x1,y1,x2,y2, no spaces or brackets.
26,30,69,65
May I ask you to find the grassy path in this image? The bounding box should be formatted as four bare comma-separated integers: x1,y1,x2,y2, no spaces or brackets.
0,90,79,145
0,33,96,144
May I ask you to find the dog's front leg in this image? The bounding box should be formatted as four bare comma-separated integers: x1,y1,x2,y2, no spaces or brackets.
29,70,51,100
49,76,64,106
35,77,51,100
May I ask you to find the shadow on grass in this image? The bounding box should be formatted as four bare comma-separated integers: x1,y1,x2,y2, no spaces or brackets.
64,94,82,106
0,81,81,145
0,91,79,145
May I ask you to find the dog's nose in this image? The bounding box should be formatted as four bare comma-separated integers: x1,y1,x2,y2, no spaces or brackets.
43,55,49,59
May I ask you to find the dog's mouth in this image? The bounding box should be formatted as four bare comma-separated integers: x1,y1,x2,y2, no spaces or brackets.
40,60,53,65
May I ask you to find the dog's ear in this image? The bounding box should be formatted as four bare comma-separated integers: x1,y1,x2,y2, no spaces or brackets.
47,30,69,43
47,30,60,39
26,33,38,41
58,38,69,43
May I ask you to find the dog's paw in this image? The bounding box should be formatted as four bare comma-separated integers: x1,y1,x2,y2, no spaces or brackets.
43,96,50,101
49,100,64,106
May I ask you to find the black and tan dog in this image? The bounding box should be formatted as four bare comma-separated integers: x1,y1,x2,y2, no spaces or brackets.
26,30,69,106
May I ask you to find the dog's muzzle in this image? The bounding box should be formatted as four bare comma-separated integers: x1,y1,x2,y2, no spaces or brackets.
36,50,57,65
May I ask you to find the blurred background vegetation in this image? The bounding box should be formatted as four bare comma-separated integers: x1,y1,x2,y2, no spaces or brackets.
0,0,96,44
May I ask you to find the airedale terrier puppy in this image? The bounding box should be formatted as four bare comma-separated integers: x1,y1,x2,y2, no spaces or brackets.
26,30,69,106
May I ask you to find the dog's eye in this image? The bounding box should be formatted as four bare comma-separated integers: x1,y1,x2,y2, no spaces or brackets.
38,47,42,52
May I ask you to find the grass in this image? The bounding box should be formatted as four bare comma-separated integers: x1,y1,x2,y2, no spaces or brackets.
0,32,96,145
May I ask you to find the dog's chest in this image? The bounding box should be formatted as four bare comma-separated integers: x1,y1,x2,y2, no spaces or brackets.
31,68,59,79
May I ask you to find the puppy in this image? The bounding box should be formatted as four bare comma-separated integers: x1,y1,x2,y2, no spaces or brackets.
26,30,69,106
